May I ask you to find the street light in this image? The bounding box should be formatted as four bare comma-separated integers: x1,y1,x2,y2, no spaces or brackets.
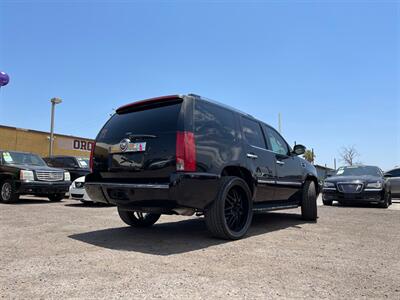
49,97,62,156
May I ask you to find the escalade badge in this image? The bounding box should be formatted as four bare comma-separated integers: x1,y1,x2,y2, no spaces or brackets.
112,139,146,153
120,138,130,152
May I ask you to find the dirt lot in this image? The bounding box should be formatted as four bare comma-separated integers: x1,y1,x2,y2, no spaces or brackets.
1,196,399,299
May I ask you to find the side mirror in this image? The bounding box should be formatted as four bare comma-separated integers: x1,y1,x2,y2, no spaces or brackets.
293,144,306,156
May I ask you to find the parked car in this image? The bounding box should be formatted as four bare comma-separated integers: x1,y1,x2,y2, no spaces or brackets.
69,176,93,203
384,167,400,198
0,150,71,203
85,94,318,240
322,165,392,208
44,156,90,182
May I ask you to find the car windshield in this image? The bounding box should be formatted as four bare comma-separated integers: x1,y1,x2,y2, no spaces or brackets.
2,151,46,166
336,166,382,177
76,157,90,168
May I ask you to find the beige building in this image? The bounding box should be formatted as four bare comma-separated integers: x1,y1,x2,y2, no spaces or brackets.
0,125,94,158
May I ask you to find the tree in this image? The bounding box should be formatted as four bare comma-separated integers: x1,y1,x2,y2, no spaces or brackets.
303,150,316,163
339,145,360,166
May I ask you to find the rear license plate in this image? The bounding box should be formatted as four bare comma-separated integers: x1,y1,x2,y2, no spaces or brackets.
110,142,147,153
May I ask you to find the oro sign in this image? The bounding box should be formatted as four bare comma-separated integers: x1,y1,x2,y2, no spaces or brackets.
73,139,94,151
58,138,94,152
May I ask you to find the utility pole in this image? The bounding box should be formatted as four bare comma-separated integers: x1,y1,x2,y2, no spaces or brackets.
278,113,282,134
49,97,62,156
334,158,337,170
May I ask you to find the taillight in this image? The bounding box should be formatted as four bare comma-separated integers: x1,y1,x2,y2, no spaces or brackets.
176,131,196,172
89,142,96,172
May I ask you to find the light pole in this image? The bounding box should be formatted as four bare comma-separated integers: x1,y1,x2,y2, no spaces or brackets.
49,97,62,156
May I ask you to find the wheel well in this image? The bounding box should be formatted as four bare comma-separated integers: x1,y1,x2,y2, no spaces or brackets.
221,166,254,195
0,174,13,184
305,175,319,193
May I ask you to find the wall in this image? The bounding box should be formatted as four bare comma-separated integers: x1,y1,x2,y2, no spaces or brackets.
0,125,94,158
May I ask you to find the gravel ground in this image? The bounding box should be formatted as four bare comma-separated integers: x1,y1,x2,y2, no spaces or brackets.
1,196,399,299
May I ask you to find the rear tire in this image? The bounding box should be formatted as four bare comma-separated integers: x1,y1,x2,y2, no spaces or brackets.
48,193,65,202
205,176,253,240
0,179,19,203
301,181,318,221
118,207,161,228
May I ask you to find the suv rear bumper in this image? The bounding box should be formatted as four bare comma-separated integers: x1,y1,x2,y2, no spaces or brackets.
17,181,71,195
85,173,220,210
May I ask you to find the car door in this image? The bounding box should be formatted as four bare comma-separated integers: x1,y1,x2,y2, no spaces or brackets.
386,168,400,196
240,117,276,202
263,125,303,201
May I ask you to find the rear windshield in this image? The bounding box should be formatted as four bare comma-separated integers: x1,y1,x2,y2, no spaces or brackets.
97,103,182,144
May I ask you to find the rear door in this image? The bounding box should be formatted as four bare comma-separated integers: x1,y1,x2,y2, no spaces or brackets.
93,98,185,182
263,125,303,201
240,117,276,202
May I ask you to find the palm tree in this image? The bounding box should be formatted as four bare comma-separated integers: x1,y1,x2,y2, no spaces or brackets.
303,150,315,163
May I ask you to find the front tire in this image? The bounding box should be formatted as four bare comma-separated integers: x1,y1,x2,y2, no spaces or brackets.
205,176,253,240
0,180,19,203
118,208,161,228
48,193,65,202
301,181,318,221
379,192,390,209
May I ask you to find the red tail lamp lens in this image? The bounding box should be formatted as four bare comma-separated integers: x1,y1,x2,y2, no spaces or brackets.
176,132,196,172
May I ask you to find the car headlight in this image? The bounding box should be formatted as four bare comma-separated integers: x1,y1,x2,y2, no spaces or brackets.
323,181,335,188
366,181,382,189
20,170,34,181
64,171,71,181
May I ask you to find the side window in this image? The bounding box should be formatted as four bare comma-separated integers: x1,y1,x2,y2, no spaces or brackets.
64,158,78,168
241,117,266,149
264,126,289,156
389,169,400,177
194,101,236,141
53,158,65,168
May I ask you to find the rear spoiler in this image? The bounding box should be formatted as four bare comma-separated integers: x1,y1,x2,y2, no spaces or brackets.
116,95,184,114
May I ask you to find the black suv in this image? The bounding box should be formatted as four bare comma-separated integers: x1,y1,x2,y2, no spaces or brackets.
0,150,71,203
86,94,318,240
44,156,90,182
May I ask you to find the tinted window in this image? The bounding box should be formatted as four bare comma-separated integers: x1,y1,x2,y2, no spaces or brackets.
264,126,289,155
241,118,266,149
386,168,400,177
194,101,236,141
97,103,182,144
63,157,78,168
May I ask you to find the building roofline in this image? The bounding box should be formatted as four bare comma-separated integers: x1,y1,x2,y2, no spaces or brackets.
0,124,94,141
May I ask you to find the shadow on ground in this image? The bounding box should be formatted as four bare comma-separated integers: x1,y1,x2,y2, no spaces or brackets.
69,212,308,256
64,202,113,208
0,197,51,205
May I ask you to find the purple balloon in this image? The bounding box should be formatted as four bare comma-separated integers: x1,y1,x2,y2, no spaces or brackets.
0,72,9,87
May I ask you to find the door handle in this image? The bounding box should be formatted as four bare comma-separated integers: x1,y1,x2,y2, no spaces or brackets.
276,160,285,165
247,153,258,159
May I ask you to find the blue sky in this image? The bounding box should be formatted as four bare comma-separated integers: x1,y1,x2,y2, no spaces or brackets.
0,0,399,170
